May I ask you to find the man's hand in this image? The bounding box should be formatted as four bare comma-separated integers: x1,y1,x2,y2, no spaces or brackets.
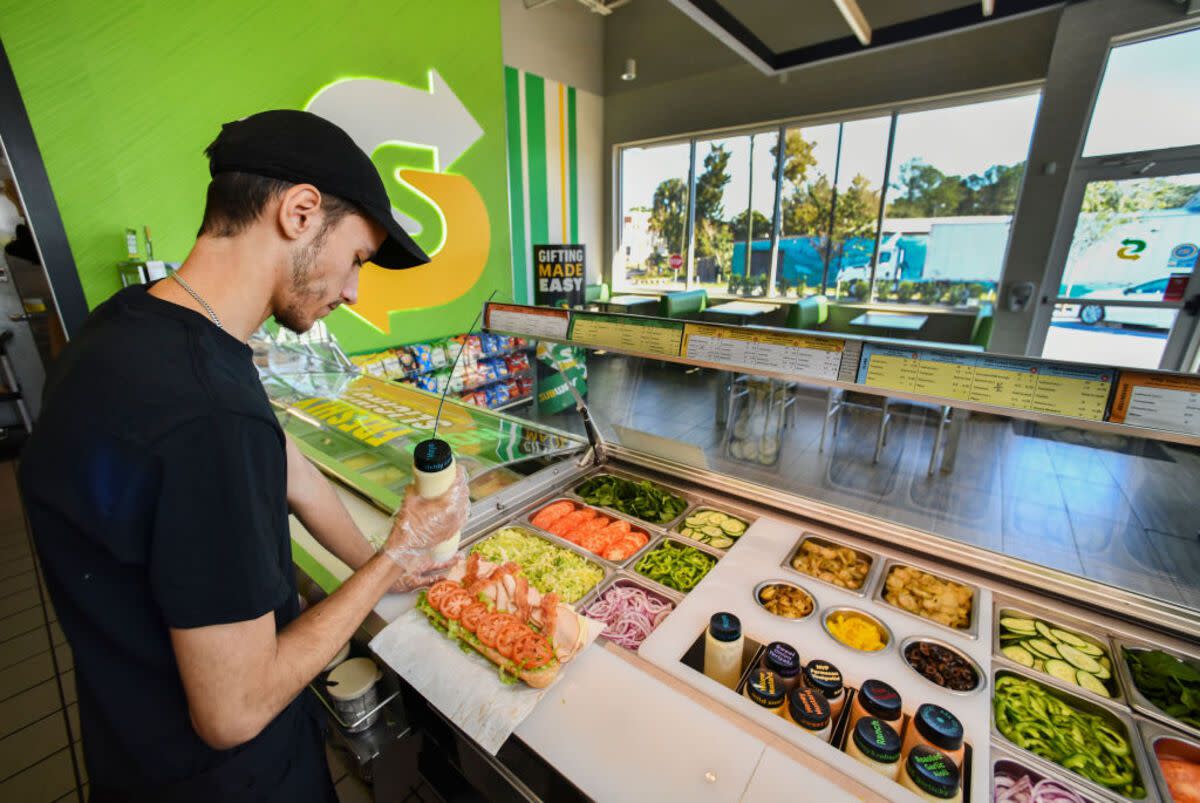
382,465,470,569
388,555,460,594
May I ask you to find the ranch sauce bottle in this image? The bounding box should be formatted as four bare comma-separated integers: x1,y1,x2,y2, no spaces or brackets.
412,438,461,563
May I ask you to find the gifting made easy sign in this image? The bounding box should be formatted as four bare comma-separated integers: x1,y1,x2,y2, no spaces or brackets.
534,244,585,296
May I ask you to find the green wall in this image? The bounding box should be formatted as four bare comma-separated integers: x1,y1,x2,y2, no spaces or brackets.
0,0,513,351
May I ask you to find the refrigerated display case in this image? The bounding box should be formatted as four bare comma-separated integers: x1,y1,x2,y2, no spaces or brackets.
263,317,1200,803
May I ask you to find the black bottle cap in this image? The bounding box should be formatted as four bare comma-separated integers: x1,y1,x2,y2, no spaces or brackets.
851,717,900,764
904,745,961,799
745,670,786,708
414,438,453,473
763,642,800,678
804,660,844,699
708,612,741,642
858,678,902,721
787,688,831,731
914,703,964,752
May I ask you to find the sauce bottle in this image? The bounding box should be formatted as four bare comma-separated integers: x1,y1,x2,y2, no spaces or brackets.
803,660,846,720
412,438,461,563
703,612,743,689
899,744,962,802
902,704,965,768
785,687,831,741
845,717,902,780
743,670,786,716
846,678,903,734
759,642,801,691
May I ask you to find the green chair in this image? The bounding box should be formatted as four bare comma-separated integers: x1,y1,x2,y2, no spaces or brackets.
660,289,708,320
970,302,994,349
785,295,829,330
584,283,610,304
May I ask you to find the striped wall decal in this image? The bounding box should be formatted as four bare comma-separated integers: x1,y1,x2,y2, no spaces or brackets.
503,68,583,303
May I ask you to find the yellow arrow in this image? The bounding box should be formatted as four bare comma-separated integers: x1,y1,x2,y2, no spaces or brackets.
350,169,490,332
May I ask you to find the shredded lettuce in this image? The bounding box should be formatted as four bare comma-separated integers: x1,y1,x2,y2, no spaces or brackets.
471,528,604,603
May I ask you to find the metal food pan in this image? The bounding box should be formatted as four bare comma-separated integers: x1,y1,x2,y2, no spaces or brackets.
1137,714,1200,803
461,524,611,606
1114,636,1200,744
578,572,681,652
629,535,723,597
568,467,699,532
821,606,894,655
781,532,881,598
991,744,1104,803
521,497,662,569
873,558,980,639
992,603,1124,706
991,666,1159,802
899,635,986,697
753,579,818,624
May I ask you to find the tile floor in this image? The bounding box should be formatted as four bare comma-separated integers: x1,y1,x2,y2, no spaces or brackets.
0,460,391,803
513,355,1200,609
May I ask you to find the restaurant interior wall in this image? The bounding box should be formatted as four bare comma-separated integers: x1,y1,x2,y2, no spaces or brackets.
0,0,514,353
501,0,606,303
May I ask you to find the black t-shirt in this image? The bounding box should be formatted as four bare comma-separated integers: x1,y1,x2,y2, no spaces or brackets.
19,286,331,801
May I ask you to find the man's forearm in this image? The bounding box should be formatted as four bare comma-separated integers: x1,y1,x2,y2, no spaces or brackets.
287,436,377,570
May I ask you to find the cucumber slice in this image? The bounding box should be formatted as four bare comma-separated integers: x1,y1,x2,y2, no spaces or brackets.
708,536,734,549
684,517,703,528
702,526,723,538
1059,643,1104,675
1050,628,1090,649
1003,645,1035,667
1099,655,1112,670
1000,617,1037,634
1028,639,1062,660
1075,642,1105,658
1045,659,1077,685
1035,621,1056,642
1093,661,1112,681
723,520,747,535
707,512,729,524
1077,671,1111,698
1033,659,1046,672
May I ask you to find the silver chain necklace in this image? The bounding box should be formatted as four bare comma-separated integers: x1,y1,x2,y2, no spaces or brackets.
169,270,223,330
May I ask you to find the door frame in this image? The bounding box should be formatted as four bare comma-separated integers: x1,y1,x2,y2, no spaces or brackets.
0,38,88,338
1026,155,1200,370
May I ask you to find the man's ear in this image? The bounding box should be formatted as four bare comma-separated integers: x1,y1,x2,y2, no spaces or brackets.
276,184,322,242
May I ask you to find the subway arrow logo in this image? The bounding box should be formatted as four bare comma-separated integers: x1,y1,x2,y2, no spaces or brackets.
306,72,490,333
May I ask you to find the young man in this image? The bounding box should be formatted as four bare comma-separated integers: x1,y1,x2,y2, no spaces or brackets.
18,110,467,802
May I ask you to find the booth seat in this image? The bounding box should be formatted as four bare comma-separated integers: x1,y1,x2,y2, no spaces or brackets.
585,283,610,304
660,289,708,320
785,295,829,330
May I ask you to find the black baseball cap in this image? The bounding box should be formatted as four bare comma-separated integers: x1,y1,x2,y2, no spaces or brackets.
206,109,429,270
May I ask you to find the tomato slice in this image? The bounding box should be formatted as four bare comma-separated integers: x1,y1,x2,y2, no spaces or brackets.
513,632,555,670
440,589,473,620
458,602,488,633
495,623,531,660
426,580,459,611
476,613,520,648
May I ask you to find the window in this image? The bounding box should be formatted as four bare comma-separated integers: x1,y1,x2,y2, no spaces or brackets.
1083,27,1200,157
614,90,1041,306
617,142,691,290
882,94,1040,306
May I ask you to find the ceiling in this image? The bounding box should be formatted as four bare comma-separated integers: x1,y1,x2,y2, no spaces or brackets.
668,0,1072,73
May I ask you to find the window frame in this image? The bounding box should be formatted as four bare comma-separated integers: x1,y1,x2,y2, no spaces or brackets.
612,82,1045,307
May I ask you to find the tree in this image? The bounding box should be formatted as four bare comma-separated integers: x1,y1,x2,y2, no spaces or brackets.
648,178,687,258
886,158,1028,218
730,209,772,241
695,145,732,223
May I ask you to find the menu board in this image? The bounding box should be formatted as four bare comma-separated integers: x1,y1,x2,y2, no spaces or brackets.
486,303,569,340
568,312,683,357
681,323,846,381
857,345,1113,421
1110,372,1200,435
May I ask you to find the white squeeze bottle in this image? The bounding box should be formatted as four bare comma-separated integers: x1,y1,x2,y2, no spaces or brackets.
412,438,461,563
704,612,744,690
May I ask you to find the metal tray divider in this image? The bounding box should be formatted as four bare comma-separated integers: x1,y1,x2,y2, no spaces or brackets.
991,665,1160,803
873,558,981,640
1111,635,1200,744
780,532,883,598
991,603,1125,705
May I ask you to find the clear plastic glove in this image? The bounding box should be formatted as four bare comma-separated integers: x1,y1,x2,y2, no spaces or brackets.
381,464,470,569
388,555,460,594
